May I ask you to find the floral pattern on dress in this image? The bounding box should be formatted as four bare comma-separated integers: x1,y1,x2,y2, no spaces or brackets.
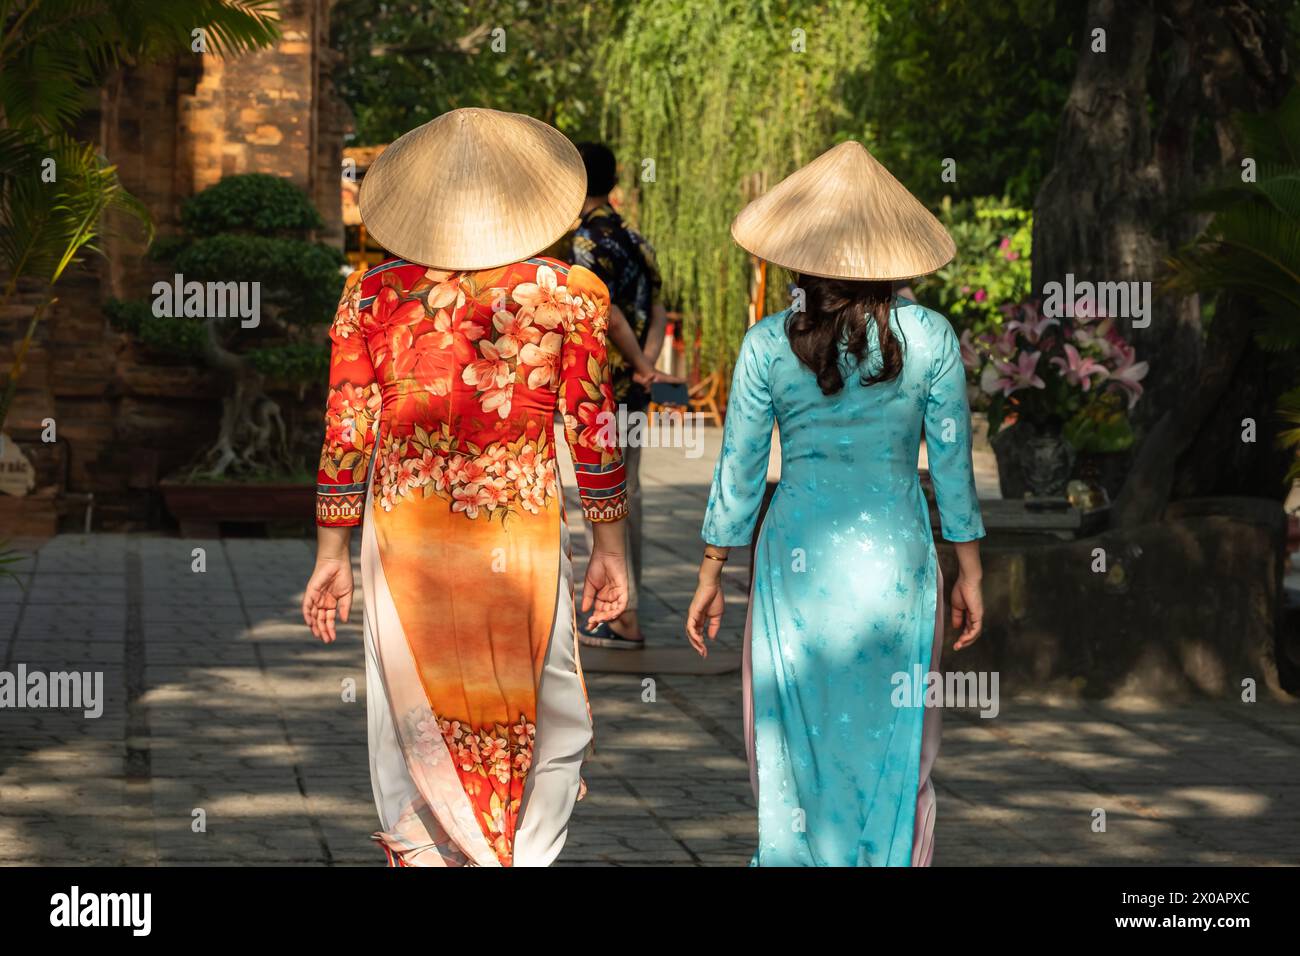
316,258,626,526
319,382,382,479
373,426,558,523
406,705,537,867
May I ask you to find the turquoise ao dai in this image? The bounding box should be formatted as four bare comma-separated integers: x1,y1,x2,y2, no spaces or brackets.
702,299,985,866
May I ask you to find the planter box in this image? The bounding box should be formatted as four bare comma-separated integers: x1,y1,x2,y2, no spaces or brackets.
160,480,315,537
0,487,58,538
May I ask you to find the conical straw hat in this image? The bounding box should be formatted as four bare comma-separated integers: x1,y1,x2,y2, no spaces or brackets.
358,108,586,271
731,141,955,281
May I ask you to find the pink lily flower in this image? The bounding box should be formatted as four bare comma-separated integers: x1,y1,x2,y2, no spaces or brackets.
997,351,1046,396
1108,348,1149,408
992,327,1018,359
1007,311,1059,344
1050,344,1109,391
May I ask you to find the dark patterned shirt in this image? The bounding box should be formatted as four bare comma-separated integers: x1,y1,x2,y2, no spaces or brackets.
572,203,661,413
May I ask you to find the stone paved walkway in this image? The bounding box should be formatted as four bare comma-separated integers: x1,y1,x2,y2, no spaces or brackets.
1,427,1298,865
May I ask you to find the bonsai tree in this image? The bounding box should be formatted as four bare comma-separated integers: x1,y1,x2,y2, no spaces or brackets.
108,173,345,480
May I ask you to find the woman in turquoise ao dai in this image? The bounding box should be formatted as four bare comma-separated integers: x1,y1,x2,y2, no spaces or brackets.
686,142,986,867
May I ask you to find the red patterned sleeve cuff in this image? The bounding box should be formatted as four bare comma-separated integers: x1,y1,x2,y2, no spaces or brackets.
575,459,627,523
583,492,628,523
316,485,365,526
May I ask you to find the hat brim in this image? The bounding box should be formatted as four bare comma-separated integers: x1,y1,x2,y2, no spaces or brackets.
730,141,956,282
358,108,587,272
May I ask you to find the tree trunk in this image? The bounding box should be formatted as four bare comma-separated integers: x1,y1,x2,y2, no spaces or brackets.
193,315,291,479
1031,0,1292,525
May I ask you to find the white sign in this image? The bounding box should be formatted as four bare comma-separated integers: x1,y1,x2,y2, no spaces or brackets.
0,433,36,496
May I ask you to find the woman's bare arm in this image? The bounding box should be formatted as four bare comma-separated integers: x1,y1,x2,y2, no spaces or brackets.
949,539,983,650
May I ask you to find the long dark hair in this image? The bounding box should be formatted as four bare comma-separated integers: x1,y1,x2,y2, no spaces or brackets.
786,275,902,395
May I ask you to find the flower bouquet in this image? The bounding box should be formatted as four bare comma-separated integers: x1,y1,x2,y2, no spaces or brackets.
961,299,1149,498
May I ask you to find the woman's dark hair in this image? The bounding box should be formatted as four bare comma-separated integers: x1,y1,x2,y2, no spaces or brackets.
577,142,618,196
786,275,902,395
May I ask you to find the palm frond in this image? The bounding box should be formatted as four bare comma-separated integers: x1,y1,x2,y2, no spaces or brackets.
1167,85,1300,353
92,0,282,63
0,0,281,132
0,132,153,288
1238,85,1300,167
1277,387,1300,482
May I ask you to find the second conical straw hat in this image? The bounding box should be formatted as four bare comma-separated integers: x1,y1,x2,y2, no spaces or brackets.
731,141,955,281
358,108,586,271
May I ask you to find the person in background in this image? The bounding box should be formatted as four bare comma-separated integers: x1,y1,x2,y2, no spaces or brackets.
571,141,674,649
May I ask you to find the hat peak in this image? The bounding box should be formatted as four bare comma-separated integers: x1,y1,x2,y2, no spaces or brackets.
730,140,955,281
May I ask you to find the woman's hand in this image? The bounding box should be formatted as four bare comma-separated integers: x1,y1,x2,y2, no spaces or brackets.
582,547,628,628
686,547,728,657
302,555,354,644
949,571,984,650
632,367,687,389
685,578,724,657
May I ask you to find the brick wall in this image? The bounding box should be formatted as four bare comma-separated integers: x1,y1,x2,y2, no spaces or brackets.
0,0,350,531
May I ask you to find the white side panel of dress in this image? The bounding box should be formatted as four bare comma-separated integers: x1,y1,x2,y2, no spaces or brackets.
513,519,593,866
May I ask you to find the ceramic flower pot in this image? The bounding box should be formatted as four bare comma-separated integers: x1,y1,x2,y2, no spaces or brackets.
1020,435,1076,498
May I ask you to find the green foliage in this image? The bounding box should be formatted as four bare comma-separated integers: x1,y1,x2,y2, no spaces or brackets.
0,0,278,431
175,235,345,326
0,540,26,585
115,175,344,386
146,233,189,261
327,0,1076,374
325,1,1076,374
0,132,151,290
595,0,1069,373
0,132,151,428
105,297,206,359
860,0,1079,206
915,196,1032,334
1063,392,1136,455
247,341,330,383
602,0,874,373
332,0,622,144
181,173,324,236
